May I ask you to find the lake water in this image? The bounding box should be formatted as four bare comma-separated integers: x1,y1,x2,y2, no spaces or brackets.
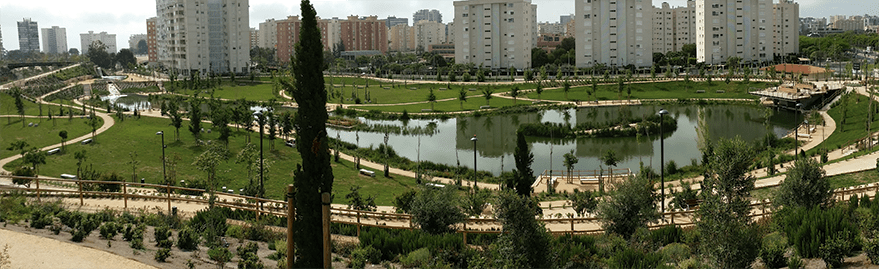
332,104,799,176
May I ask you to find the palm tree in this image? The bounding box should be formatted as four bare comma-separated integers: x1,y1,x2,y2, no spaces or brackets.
458,87,468,110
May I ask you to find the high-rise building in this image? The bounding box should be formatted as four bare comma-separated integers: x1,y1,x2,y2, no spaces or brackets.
829,15,846,26
0,23,4,57
249,28,259,49
386,16,409,28
17,18,40,53
276,17,341,63
413,20,446,51
41,26,67,54
575,0,654,68
446,22,456,44
653,1,695,54
156,0,250,75
675,1,696,49
388,24,413,52
772,0,799,58
340,16,387,53
147,17,158,65
128,34,148,55
413,9,442,23
80,31,116,54
258,19,279,49
560,14,574,25
538,22,565,35
696,0,772,64
454,0,537,69
832,18,865,32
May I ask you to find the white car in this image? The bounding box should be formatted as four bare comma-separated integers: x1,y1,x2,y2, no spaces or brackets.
285,139,296,147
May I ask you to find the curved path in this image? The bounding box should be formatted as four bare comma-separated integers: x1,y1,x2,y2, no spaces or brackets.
0,228,157,269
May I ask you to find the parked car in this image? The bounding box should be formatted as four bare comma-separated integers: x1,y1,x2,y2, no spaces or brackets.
285,139,296,148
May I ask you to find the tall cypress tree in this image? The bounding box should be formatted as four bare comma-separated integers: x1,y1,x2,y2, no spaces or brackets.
281,1,333,267
511,131,535,196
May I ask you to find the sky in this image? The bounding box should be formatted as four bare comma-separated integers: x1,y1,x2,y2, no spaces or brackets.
1,0,877,52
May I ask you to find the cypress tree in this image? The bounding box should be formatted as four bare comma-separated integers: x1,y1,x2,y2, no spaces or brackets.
511,131,535,196
280,1,334,267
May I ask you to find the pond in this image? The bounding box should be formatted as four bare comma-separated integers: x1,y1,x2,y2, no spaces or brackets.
332,104,799,176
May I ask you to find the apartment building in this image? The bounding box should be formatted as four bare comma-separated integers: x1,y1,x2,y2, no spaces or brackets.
772,0,799,58
414,9,443,24
386,16,409,28
833,18,865,32
340,16,387,53
675,1,697,51
538,22,566,35
249,28,259,49
258,19,279,49
41,26,67,54
695,0,772,64
454,0,537,70
17,18,40,53
413,20,446,51
155,0,250,75
446,22,456,44
653,2,675,53
276,17,341,63
147,17,158,65
388,24,413,51
81,31,116,54
575,0,654,68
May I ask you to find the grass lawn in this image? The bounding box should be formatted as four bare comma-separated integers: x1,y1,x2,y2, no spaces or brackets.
3,115,418,205
807,93,879,156
0,117,96,158
0,93,44,116
327,80,537,105
176,83,281,102
525,81,776,102
355,95,524,113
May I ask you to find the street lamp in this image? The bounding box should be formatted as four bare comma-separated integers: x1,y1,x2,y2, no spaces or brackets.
471,135,478,189
795,103,802,158
253,111,265,198
658,109,669,216
157,131,168,212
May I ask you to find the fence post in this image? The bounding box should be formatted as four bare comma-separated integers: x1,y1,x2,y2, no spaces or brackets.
78,179,83,206
123,181,128,210
463,221,468,245
166,184,171,213
321,192,331,269
286,185,295,269
36,177,40,201
762,199,768,216
356,210,361,238
670,210,675,225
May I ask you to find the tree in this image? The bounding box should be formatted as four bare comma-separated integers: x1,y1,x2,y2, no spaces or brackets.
22,148,47,175
616,76,625,102
13,88,25,127
524,69,533,81
127,151,139,183
562,79,571,100
87,41,113,69
510,86,520,105
345,186,377,211
192,144,226,198
492,190,551,268
7,140,31,158
596,172,659,239
600,150,620,193
74,150,87,179
571,190,598,217
409,186,466,234
510,131,535,196
774,157,831,209
279,1,335,266
427,88,437,110
535,81,543,101
697,137,760,269
188,97,202,139
116,49,136,69
591,79,598,103
482,87,494,107
164,97,184,141
86,112,100,139
563,149,578,184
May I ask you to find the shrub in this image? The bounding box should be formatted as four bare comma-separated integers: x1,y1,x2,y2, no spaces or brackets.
177,227,200,251
155,248,171,262
359,227,463,261
777,206,858,258
649,225,683,246
665,160,679,175
866,238,879,265
130,238,145,250
820,230,857,268
607,247,662,269
351,245,381,265
760,242,787,269
71,229,87,242
99,222,118,239
788,254,804,269
409,186,466,234
400,248,430,268
392,190,417,213
226,225,245,239
237,242,264,269
208,247,233,268
155,226,172,245
660,243,690,265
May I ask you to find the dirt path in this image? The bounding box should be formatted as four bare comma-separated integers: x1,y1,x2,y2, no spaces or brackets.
0,228,157,269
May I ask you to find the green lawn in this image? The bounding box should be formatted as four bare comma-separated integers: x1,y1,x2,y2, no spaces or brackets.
0,117,96,158
807,93,879,156
355,95,525,113
1,93,43,116
525,81,777,101
176,83,281,102
3,115,418,205
326,79,537,105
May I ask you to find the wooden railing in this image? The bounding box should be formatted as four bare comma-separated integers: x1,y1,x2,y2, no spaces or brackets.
2,175,878,243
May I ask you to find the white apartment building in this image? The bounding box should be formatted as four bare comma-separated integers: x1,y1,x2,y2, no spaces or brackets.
156,0,250,75
772,0,799,58
413,20,446,51
388,24,413,51
81,31,116,54
695,0,772,64
575,0,654,68
41,26,67,54
258,19,279,49
446,22,456,44
454,0,537,70
653,2,675,53
538,22,565,35
675,1,696,50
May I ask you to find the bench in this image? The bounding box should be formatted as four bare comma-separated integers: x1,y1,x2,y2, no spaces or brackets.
383,87,390,90
695,90,706,93
359,169,376,177
47,148,61,155
439,88,447,91
469,88,477,91
421,109,433,112
81,139,93,145
479,105,491,109
715,90,725,93
410,87,417,90
60,174,77,179
425,182,445,188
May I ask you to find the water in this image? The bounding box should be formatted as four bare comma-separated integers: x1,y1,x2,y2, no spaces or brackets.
110,94,152,112
332,104,799,176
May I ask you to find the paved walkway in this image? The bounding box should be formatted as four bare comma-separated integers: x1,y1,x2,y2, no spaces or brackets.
0,63,82,90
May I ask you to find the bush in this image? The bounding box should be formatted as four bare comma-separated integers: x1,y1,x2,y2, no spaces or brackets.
788,254,804,269
866,238,879,265
820,230,857,268
208,247,233,268
649,225,682,246
777,206,858,258
409,187,466,234
760,242,787,269
359,227,463,261
71,229,87,242
130,238,145,250
226,225,245,239
665,160,679,175
177,227,200,251
400,248,430,268
659,243,690,265
99,222,118,239
155,226,172,245
237,242,264,269
351,245,381,265
607,247,662,269
155,248,171,262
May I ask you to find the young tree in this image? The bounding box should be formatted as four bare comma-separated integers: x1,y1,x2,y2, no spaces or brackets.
562,79,571,100
510,86,520,105
510,131,535,196
482,87,494,107
458,87,468,110
409,186,466,234
524,69,533,81
535,81,544,101
616,76,625,102
697,137,760,269
279,1,335,266
165,98,184,141
427,88,437,110
266,110,277,150
492,190,551,268
128,151,139,183
600,150,620,193
86,112,100,140
591,78,598,103
596,172,659,239
22,148,47,175
74,150,87,179
7,141,30,158
571,190,598,217
774,157,831,209
13,88,25,127
188,97,202,139
563,149,578,184
192,144,226,197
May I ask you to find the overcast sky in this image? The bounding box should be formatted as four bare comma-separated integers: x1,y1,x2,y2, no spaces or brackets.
1,0,877,52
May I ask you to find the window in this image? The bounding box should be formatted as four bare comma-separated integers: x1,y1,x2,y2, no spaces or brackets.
584,14,591,19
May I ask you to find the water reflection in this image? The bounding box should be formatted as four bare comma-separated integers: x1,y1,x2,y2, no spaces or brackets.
336,104,798,176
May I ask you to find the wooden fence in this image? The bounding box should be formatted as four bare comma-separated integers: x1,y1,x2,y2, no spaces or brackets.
2,175,878,243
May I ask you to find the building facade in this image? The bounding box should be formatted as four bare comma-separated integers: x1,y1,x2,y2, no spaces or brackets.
250,28,259,49
695,0,772,64
156,0,250,75
147,17,158,65
652,1,696,54
388,24,413,52
41,26,67,54
258,19,279,49
128,34,148,55
413,20,446,51
413,9,443,24
18,18,40,53
454,0,537,70
772,0,799,58
80,31,116,54
276,17,341,63
340,16,388,53
575,0,654,68
386,16,409,28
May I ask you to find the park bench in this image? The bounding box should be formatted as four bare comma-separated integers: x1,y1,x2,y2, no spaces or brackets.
479,105,491,109
81,139,93,145
716,90,725,93
359,169,376,177
47,148,61,155
425,182,445,188
421,109,433,112
696,90,706,93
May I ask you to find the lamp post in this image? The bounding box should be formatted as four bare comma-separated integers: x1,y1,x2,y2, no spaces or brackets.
658,109,669,216
471,135,478,189
795,103,802,158
253,111,265,197
157,131,168,212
